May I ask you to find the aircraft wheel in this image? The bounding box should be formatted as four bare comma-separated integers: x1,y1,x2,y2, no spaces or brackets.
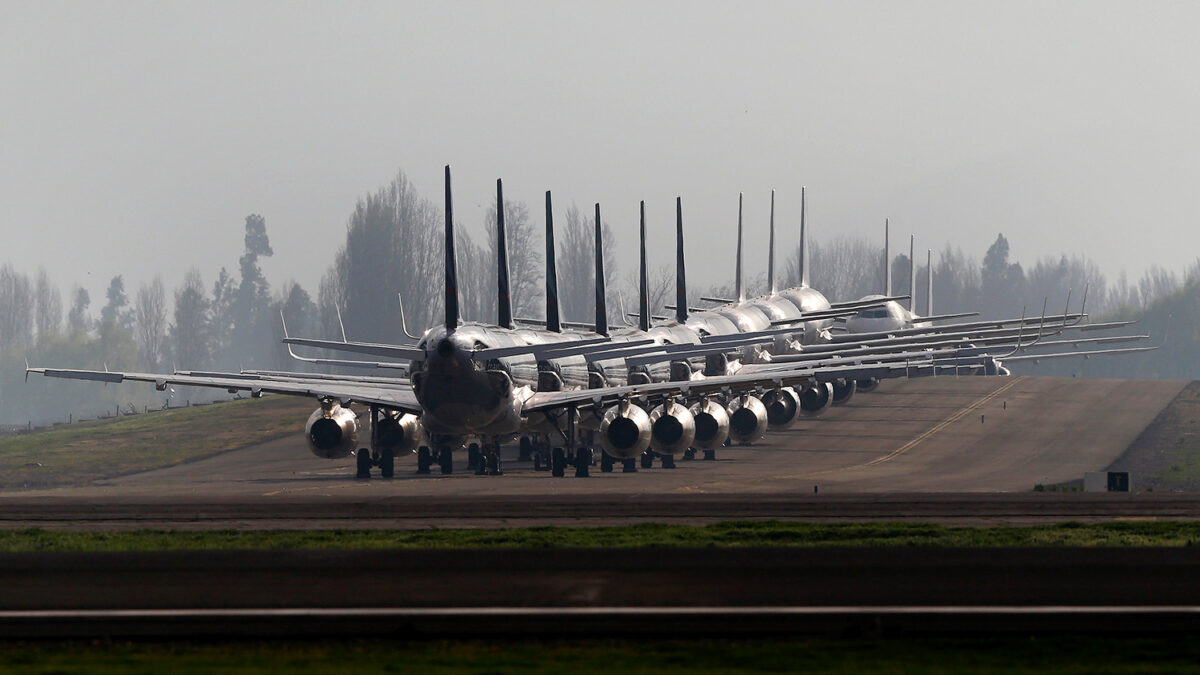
640,451,654,469
661,454,676,469
682,448,696,461
703,449,716,461
622,458,638,473
356,448,372,479
518,436,533,462
600,452,614,473
379,448,394,479
467,443,481,471
574,447,592,478
487,449,503,476
416,446,432,474
551,447,566,478
438,447,453,474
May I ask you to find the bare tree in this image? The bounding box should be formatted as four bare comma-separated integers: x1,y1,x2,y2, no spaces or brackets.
171,269,210,369
0,264,34,350
33,268,62,338
556,204,617,324
484,199,542,319
135,276,167,370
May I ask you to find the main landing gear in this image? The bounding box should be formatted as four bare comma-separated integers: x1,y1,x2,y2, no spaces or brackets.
356,405,396,480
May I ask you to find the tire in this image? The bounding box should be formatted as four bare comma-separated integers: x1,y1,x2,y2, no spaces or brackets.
518,436,533,462
640,452,654,469
356,448,372,479
551,447,566,478
379,447,394,479
439,447,453,474
467,443,481,471
600,452,614,473
417,446,432,474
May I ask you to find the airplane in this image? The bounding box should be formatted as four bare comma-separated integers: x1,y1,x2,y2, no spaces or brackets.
26,167,1154,481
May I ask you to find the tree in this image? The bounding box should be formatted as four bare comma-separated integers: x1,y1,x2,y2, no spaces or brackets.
171,269,211,369
135,276,167,370
0,264,34,350
484,199,542,320
556,204,617,323
100,275,132,331
66,286,91,336
34,268,62,338
209,267,236,363
981,233,1026,317
231,214,275,366
271,281,317,370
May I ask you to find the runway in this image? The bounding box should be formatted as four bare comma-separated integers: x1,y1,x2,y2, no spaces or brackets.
0,376,1188,529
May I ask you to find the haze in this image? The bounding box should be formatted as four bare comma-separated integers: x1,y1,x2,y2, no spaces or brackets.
3,0,1197,304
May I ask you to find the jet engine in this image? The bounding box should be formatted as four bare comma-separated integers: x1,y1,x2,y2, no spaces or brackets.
374,412,425,454
648,400,696,456
761,387,802,430
305,404,359,459
798,382,834,417
597,400,652,459
689,398,730,449
855,377,880,393
726,394,768,445
831,378,856,405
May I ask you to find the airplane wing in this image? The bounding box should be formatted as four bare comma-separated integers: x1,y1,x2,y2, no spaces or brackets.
26,367,422,415
521,359,930,414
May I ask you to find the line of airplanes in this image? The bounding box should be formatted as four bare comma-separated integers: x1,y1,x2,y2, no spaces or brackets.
27,166,1157,479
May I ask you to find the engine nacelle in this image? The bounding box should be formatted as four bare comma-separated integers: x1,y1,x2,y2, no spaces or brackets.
798,382,834,416
649,400,696,456
305,404,359,459
762,387,802,430
855,377,880,393
374,412,425,454
727,394,768,445
831,378,856,405
689,398,730,449
598,400,652,459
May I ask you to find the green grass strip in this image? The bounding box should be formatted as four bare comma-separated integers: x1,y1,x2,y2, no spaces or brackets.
2,637,1200,674
5,520,1200,552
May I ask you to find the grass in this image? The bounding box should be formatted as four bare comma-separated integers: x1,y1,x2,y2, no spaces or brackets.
0,396,315,489
2,637,1200,674
1117,381,1200,488
6,520,1200,552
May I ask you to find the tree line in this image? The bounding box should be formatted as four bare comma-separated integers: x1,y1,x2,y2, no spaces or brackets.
2,169,1198,423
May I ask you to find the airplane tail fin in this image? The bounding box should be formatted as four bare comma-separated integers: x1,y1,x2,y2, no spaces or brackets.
768,189,776,294
926,248,933,316
884,218,891,297
496,179,513,329
545,191,561,332
675,197,688,324
909,234,916,313
799,187,809,288
735,193,744,303
444,165,459,332
594,203,608,336
639,201,650,332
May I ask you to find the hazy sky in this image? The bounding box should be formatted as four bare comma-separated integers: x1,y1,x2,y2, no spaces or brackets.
3,1,1198,308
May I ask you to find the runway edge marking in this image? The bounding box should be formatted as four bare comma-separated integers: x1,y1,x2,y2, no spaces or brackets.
814,376,1026,476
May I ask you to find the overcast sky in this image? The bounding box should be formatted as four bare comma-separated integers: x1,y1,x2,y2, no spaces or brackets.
3,1,1197,309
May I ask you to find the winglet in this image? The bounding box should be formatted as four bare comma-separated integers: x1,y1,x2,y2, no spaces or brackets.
926,248,933,316
396,293,419,341
496,178,514,329
908,234,916,314
638,201,650,332
334,304,348,342
444,165,460,332
675,197,688,324
24,358,30,383
545,191,561,332
594,203,608,336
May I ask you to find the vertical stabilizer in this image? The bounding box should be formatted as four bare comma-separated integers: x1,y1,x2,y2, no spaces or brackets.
735,193,744,302
495,179,513,329
545,191,561,332
908,234,916,313
675,197,688,324
638,201,649,332
444,165,459,332
799,187,809,288
594,203,608,336
926,248,933,316
884,218,891,296
768,189,776,295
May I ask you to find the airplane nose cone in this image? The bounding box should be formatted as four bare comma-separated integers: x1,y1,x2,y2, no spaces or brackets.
437,338,455,358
